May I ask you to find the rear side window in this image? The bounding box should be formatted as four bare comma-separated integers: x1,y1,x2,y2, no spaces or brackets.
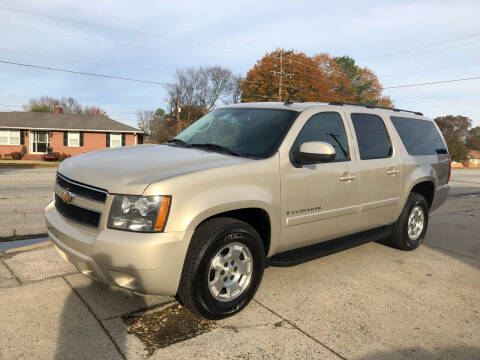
390,116,447,155
351,113,392,160
294,112,350,162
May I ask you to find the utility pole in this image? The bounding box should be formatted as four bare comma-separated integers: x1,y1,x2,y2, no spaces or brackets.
175,100,182,134
271,49,293,102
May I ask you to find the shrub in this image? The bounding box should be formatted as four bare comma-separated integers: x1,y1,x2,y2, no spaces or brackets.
9,151,23,160
54,152,71,161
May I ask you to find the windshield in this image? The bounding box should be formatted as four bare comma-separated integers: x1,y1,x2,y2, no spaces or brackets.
173,107,298,159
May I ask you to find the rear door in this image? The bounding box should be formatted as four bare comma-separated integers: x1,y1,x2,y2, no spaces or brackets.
347,111,402,230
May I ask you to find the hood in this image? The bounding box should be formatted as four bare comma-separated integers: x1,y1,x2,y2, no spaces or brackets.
58,144,249,194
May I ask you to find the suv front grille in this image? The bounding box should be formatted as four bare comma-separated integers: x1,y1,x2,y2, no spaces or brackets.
56,174,107,203
54,194,101,228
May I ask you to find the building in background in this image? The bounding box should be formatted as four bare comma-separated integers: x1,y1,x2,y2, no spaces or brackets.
0,107,143,160
466,150,480,168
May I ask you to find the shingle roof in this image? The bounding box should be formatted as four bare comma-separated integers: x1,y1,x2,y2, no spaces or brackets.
0,112,142,133
468,150,480,159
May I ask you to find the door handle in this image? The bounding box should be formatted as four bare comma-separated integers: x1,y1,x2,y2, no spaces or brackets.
339,172,357,182
386,168,400,175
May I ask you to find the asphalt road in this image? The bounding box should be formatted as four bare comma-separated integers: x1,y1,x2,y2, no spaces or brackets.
1,167,479,240
0,168,55,238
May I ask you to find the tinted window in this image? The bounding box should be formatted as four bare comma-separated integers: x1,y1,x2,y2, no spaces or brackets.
175,108,297,159
351,113,392,160
390,116,447,155
294,112,349,162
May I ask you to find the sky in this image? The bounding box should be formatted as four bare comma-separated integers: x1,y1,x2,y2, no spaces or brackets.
0,0,479,127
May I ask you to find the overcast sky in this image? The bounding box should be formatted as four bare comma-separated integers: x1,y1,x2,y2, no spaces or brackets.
0,0,479,127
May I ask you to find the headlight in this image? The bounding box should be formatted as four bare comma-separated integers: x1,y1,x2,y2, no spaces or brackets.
107,195,171,232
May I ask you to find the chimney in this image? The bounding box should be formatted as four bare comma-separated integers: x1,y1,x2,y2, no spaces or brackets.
54,105,63,114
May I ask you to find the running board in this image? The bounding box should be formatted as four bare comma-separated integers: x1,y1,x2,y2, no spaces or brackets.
268,226,392,267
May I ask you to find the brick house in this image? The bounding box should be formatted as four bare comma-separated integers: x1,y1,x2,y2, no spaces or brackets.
466,150,480,168
0,107,143,160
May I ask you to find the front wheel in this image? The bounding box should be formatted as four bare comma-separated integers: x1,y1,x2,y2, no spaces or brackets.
177,217,265,319
391,192,429,250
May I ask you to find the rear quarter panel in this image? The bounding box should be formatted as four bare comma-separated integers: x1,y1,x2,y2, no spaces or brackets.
386,115,450,215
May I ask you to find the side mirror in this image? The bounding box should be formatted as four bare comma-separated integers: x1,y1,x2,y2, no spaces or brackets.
292,141,336,165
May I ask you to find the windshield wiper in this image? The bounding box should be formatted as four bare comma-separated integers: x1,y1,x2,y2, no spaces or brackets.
190,143,240,157
166,138,191,147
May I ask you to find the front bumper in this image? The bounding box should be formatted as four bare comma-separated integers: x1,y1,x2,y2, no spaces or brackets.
45,201,193,296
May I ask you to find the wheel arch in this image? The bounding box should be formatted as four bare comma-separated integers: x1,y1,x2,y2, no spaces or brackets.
408,179,435,208
191,205,272,256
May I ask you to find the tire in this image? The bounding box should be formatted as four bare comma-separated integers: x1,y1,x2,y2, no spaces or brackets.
391,192,429,250
177,217,265,319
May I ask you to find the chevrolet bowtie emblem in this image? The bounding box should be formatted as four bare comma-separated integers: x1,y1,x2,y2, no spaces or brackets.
61,191,74,204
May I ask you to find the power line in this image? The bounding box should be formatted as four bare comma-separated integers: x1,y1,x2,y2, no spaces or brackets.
380,75,480,90
367,40,480,65
0,48,106,66
0,59,170,85
359,31,480,62
0,5,264,56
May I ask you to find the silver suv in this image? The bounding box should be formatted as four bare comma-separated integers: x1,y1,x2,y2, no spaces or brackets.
45,101,450,319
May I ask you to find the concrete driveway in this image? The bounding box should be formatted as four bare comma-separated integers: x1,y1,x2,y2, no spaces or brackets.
1,175,479,359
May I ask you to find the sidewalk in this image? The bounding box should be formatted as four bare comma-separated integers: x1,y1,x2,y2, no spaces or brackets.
0,244,341,360
1,217,480,360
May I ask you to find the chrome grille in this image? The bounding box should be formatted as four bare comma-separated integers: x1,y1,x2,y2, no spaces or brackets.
54,194,101,228
56,173,107,203
55,173,108,229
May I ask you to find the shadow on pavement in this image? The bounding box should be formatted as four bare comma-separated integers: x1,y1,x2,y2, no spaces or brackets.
54,254,150,359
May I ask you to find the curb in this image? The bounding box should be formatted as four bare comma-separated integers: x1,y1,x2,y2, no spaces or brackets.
1,240,51,255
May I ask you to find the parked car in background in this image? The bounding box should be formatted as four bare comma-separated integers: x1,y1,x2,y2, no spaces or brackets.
45,101,450,319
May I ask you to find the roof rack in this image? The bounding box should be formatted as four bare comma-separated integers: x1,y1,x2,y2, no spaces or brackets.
328,102,423,116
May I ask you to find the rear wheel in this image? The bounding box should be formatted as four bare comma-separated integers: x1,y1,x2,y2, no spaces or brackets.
391,192,429,250
177,217,265,319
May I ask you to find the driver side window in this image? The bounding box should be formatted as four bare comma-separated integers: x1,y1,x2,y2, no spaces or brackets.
293,112,350,162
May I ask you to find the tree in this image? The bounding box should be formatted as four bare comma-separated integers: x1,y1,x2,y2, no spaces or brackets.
24,96,107,115
167,66,240,131
334,56,392,107
434,115,472,162
467,126,480,151
137,108,175,143
241,50,392,106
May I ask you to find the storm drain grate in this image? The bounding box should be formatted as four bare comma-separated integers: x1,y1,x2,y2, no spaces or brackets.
123,303,217,355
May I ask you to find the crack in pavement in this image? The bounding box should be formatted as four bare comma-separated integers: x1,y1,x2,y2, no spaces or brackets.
253,299,347,360
0,258,22,285
62,276,127,360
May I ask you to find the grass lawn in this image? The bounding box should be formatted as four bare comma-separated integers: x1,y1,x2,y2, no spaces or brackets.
0,159,59,168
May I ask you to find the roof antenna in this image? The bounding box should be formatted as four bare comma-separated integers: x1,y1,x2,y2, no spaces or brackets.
283,98,293,106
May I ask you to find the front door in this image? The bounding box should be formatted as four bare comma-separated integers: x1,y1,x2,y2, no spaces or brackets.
30,131,49,154
281,111,359,252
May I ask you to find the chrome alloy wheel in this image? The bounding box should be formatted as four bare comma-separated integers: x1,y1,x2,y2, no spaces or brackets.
407,205,425,241
208,242,253,302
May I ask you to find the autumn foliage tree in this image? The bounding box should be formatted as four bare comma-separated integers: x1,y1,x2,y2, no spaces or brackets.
241,50,392,107
434,115,472,162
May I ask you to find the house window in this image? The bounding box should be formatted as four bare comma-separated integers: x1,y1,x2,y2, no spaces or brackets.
0,130,20,145
110,134,122,148
68,132,80,147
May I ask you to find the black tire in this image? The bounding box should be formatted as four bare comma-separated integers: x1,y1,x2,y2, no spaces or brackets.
391,192,429,250
177,217,265,319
